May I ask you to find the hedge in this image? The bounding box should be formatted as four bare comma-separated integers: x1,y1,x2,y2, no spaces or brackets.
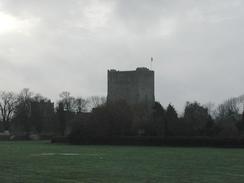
67,135,244,147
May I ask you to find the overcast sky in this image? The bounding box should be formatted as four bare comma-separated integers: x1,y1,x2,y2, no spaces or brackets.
0,0,244,112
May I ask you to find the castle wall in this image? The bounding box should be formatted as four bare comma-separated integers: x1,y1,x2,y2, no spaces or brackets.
107,68,155,108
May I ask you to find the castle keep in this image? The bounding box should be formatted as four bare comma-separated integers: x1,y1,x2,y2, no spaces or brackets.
107,67,155,108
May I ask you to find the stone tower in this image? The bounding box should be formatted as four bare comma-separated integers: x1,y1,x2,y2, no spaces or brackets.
107,67,155,108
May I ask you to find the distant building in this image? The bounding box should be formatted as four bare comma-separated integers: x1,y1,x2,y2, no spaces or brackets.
30,100,54,122
107,67,155,109
29,100,55,134
12,99,55,137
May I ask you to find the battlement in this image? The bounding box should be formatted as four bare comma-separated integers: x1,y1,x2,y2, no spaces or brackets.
136,67,150,71
108,67,152,73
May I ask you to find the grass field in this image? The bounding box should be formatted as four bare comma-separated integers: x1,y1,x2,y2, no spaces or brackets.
0,141,244,183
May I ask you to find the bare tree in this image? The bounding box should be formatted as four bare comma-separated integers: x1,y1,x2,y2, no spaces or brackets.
216,95,244,118
74,97,88,113
14,88,33,134
18,88,33,101
88,96,106,109
59,91,75,112
17,88,33,115
216,98,240,120
0,91,17,131
33,93,48,102
204,102,216,118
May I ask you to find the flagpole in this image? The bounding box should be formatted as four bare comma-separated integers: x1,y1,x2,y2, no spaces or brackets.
150,57,153,70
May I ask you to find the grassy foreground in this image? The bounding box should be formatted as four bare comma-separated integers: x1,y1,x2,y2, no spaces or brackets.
0,141,244,183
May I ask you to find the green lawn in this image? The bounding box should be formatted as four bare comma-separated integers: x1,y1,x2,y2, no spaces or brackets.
0,141,244,183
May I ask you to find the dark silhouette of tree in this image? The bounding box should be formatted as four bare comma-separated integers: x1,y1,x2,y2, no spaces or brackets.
33,94,48,102
151,102,166,137
13,88,33,135
88,96,106,109
238,110,244,134
106,100,133,136
90,100,133,137
74,97,88,113
59,91,75,112
131,104,151,135
242,110,244,124
204,115,216,136
235,110,244,135
0,91,17,131
166,104,179,136
215,99,241,137
183,101,210,136
204,102,216,118
216,99,239,121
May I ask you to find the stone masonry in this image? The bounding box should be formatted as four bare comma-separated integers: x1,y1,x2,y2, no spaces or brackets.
107,67,155,108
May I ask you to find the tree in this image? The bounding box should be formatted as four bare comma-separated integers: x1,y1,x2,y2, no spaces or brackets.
33,93,48,102
204,102,216,118
74,97,88,113
13,88,33,134
216,98,240,122
88,96,106,109
106,100,133,136
183,101,210,136
0,91,17,131
166,104,179,136
151,102,166,137
78,100,133,139
237,110,244,134
59,91,75,112
131,103,151,135
216,98,243,137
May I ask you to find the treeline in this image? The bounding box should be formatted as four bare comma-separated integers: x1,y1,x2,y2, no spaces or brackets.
69,99,244,145
1,88,244,144
0,88,105,139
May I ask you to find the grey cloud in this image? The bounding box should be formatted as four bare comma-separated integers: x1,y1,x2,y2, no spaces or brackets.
0,0,244,112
